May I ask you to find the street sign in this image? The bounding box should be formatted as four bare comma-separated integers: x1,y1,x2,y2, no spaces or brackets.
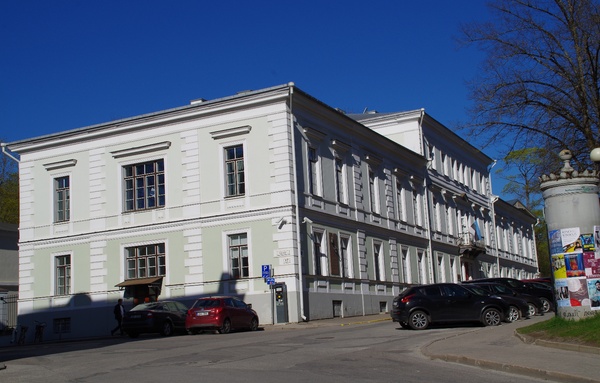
266,277,275,285
262,264,271,279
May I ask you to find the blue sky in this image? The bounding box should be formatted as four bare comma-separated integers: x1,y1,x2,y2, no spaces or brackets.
1,1,503,189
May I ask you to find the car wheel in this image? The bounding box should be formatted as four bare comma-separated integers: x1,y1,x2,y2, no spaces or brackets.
128,332,139,338
540,298,552,313
482,308,502,326
408,310,429,330
161,321,173,336
399,322,410,329
249,317,259,331
218,319,231,334
507,306,520,322
527,303,537,317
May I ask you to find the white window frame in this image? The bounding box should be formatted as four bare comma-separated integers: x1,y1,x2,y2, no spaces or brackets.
53,253,72,296
221,229,252,280
373,241,385,282
340,235,353,278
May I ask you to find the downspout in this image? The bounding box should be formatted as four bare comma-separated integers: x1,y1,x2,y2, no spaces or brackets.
288,83,307,322
418,110,435,283
1,143,20,164
488,160,500,277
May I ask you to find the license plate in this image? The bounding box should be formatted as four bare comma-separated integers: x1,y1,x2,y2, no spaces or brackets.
130,314,141,319
196,311,209,316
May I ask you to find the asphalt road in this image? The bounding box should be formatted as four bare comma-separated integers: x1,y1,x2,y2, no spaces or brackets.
0,321,555,383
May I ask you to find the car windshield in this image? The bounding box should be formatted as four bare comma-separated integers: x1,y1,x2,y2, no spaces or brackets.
192,299,221,309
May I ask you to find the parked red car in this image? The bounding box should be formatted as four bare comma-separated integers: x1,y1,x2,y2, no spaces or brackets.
186,296,259,334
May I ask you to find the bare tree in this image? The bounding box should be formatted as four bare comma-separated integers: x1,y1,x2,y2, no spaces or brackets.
460,0,600,169
0,142,19,224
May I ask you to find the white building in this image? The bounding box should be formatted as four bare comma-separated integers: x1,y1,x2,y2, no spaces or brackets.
3,83,538,340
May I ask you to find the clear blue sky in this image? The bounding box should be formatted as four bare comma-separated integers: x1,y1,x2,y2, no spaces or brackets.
1,1,504,190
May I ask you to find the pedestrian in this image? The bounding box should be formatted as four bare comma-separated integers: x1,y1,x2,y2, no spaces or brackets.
111,299,125,336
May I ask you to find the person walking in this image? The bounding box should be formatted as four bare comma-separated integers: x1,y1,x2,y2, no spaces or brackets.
111,299,125,336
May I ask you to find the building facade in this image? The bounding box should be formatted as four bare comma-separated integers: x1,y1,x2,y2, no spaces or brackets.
4,83,538,340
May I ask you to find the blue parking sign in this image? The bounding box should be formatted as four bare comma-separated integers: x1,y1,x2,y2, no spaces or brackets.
266,277,275,285
262,264,271,278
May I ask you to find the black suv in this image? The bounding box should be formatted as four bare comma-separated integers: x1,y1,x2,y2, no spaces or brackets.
391,283,510,330
463,278,554,313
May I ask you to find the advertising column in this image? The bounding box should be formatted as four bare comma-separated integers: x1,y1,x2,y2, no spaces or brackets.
540,150,600,321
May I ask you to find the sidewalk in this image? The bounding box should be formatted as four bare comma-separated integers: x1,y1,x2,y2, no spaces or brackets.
421,314,599,383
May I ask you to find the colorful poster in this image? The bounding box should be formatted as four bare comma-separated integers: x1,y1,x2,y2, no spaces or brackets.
552,253,567,279
554,279,570,307
567,277,590,307
595,226,600,258
581,233,595,251
565,252,585,278
587,279,600,310
549,229,563,255
584,252,600,278
562,227,582,252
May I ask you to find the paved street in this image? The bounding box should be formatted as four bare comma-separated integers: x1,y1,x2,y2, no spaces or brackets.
0,318,556,383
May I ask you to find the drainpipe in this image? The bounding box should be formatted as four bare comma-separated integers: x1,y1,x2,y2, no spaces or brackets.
1,143,20,164
418,110,435,283
488,160,500,276
288,83,307,322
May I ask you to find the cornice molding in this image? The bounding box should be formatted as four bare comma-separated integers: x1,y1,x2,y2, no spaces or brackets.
110,141,171,158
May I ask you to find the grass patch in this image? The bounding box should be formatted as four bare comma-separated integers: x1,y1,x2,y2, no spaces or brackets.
517,314,600,347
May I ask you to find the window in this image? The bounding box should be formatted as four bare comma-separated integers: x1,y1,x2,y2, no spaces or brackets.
313,231,324,275
308,147,321,196
55,176,70,222
432,197,441,232
373,242,383,281
55,255,71,295
335,158,346,204
126,243,166,279
412,190,421,226
329,233,341,276
124,159,165,211
229,233,249,278
340,236,352,278
396,180,405,221
225,145,245,197
369,169,380,214
401,248,410,283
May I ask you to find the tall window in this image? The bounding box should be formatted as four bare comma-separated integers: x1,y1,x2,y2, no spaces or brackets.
225,145,245,197
412,190,421,226
432,197,440,232
396,180,405,221
55,255,71,295
369,169,380,214
335,158,346,204
401,248,409,283
329,233,341,276
229,233,249,278
55,176,70,222
126,243,166,279
341,236,352,278
308,147,321,196
373,242,383,281
124,159,165,211
313,231,324,275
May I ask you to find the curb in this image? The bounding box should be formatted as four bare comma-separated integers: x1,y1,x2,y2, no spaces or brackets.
515,331,600,355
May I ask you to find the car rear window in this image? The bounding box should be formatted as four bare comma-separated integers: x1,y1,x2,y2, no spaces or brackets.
192,299,221,309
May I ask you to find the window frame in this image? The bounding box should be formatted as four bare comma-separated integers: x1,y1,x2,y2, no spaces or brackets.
54,176,71,223
122,159,165,212
308,146,322,197
55,254,71,296
229,233,249,279
125,243,166,280
225,144,245,198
